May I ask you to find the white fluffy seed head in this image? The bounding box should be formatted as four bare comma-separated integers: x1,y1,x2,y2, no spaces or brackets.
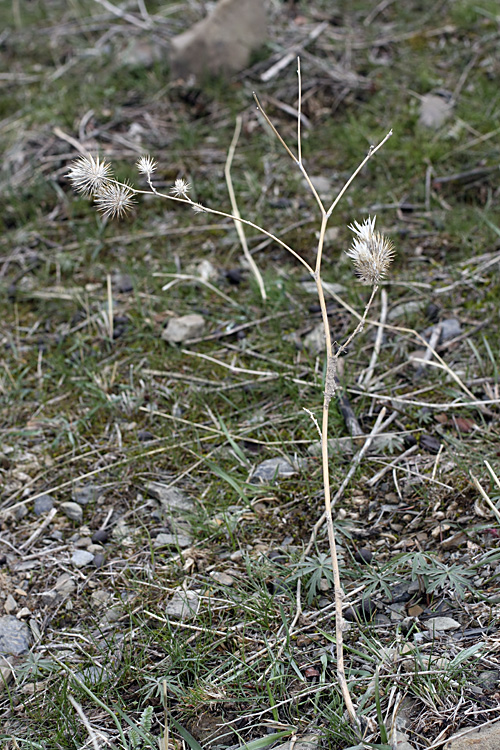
346,215,395,285
136,155,157,176
170,178,191,198
93,183,136,219
67,154,113,196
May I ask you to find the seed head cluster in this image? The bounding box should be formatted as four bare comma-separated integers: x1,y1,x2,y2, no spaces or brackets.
346,216,395,285
136,155,157,176
67,154,112,197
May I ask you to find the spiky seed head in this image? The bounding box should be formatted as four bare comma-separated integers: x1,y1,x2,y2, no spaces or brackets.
136,155,157,175
191,202,206,214
346,215,395,285
170,178,191,198
67,154,113,196
94,183,136,219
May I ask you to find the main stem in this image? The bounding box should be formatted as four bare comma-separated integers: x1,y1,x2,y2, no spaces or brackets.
314,213,358,726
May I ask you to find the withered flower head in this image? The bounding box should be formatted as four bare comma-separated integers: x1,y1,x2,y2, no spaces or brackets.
67,154,113,196
346,216,395,285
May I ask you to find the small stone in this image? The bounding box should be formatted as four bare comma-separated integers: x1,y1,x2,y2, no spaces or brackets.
211,571,234,586
16,607,31,619
443,721,500,750
147,483,194,513
407,604,424,617
477,670,500,691
92,553,106,568
354,548,373,565
162,314,205,344
303,323,326,356
419,92,454,129
13,504,28,521
422,318,461,344
34,494,54,516
73,484,100,506
4,595,17,615
74,536,92,548
392,731,417,750
91,590,112,607
0,659,14,691
91,529,109,544
154,532,192,549
0,615,31,655
60,502,83,523
250,457,301,484
425,616,461,632
344,598,378,622
103,606,125,623
71,549,94,568
137,430,155,442
87,544,104,555
170,0,266,79
165,590,200,620
54,573,76,595
420,433,441,454
388,300,425,321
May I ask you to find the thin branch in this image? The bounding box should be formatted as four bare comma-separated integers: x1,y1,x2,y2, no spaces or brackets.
225,115,267,300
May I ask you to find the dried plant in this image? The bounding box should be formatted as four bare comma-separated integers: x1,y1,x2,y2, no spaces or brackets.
67,59,394,729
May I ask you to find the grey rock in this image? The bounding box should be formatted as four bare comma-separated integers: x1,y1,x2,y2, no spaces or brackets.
303,323,326,356
34,494,54,516
392,731,416,750
162,314,205,344
87,544,104,555
477,670,500,691
73,484,101,505
154,532,192,549
426,616,461,633
170,0,266,79
54,573,76,595
165,590,200,620
92,553,106,568
0,615,31,655
13,504,28,521
4,595,17,615
444,721,500,749
301,280,345,296
91,529,109,544
147,483,194,513
0,658,14,691
388,300,426,321
60,501,83,523
250,457,300,484
419,92,454,129
210,571,234,586
102,606,125,623
422,318,462,344
71,549,94,568
74,535,92,548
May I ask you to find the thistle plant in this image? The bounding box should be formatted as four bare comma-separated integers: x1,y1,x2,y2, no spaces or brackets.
67,60,394,729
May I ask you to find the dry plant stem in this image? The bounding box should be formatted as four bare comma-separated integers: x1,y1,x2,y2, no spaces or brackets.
115,182,314,274
225,114,267,300
254,80,391,725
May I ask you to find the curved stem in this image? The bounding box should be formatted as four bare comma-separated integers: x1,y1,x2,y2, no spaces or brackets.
108,179,315,275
